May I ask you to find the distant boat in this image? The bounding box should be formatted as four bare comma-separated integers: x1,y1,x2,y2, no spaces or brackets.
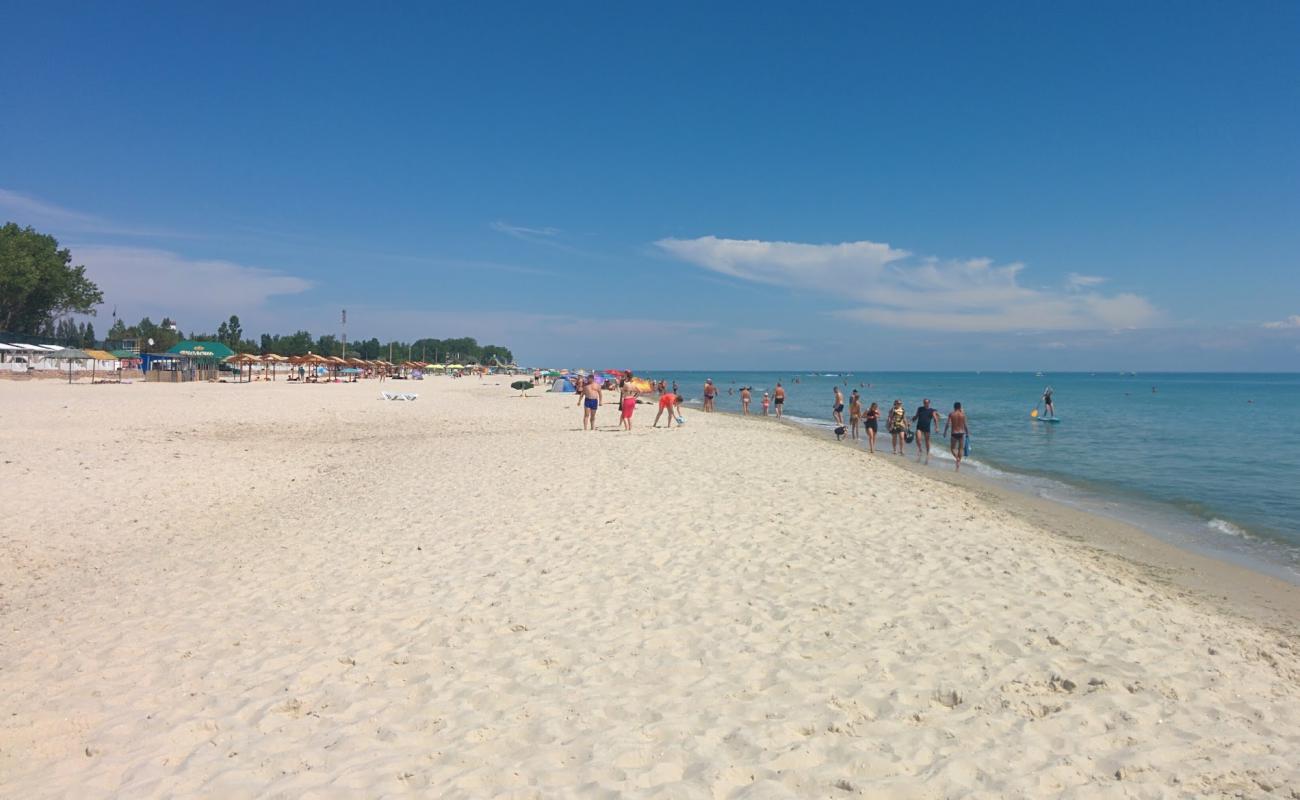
1035,371,1044,377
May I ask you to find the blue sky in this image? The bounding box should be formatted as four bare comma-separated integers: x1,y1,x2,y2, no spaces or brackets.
2,2,1297,369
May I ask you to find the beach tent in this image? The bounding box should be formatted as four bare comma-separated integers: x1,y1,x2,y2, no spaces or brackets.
549,377,577,393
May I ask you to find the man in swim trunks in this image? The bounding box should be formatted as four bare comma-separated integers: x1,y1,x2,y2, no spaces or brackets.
773,382,785,418
580,376,602,431
653,390,679,428
832,386,845,426
911,398,937,463
740,386,751,415
703,379,719,412
942,401,969,471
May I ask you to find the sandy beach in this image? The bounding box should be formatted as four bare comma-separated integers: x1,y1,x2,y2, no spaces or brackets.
2,377,1297,799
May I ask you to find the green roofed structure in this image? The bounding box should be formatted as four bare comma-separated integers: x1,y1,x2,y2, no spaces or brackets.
166,340,235,359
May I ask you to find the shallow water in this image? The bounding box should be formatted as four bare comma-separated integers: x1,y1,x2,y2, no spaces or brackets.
644,371,1300,583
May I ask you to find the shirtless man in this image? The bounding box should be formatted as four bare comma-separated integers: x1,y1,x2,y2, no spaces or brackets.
942,401,970,471
773,382,786,418
579,376,602,431
911,398,937,464
653,389,679,428
703,379,718,412
740,386,751,415
832,386,845,426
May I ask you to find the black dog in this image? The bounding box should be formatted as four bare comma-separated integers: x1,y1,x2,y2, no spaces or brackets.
834,425,846,440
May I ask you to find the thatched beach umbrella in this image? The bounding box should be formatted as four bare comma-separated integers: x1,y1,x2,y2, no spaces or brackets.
47,347,92,383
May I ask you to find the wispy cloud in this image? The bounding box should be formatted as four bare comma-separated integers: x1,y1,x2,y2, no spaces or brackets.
1263,314,1300,330
1066,272,1107,289
71,244,313,325
491,221,562,239
657,235,1162,333
0,187,189,238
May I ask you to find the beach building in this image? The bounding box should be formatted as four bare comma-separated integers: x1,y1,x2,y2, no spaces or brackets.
143,340,235,382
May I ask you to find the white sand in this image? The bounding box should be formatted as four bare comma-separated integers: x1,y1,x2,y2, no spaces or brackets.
1,378,1297,798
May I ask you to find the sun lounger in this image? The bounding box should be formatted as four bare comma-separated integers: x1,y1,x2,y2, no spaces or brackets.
381,391,419,401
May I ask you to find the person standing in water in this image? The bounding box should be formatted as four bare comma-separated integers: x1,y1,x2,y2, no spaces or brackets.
832,386,845,426
863,401,880,453
740,386,752,415
1042,386,1055,418
761,391,770,415
943,401,970,471
773,382,786,418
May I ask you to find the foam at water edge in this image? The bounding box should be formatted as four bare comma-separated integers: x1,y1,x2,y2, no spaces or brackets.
1208,518,1251,539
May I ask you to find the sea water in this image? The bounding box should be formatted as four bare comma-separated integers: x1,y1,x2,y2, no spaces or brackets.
645,371,1300,583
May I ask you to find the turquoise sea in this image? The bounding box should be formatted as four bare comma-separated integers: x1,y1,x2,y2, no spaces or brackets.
645,371,1300,583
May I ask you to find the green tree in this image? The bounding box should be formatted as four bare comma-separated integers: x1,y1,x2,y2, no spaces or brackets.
226,315,242,345
0,223,103,333
83,321,96,348
107,318,129,341
481,344,514,365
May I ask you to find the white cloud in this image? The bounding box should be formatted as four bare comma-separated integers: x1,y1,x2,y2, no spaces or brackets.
0,187,185,238
1263,315,1300,330
1066,272,1107,289
657,236,1161,333
71,245,313,325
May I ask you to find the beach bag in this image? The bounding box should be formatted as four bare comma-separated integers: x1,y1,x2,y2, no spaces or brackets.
904,430,915,444
964,432,972,456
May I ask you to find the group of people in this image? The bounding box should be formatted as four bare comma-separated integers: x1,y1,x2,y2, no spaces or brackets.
574,374,971,469
706,378,787,418
576,373,685,431
832,387,971,471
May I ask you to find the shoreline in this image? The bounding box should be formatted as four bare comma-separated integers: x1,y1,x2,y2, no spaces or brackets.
3,378,1298,796
689,400,1300,636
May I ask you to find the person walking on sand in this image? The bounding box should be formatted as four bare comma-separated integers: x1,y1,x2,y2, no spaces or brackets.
848,390,862,441
887,399,908,455
580,376,602,431
761,391,770,415
740,386,752,415
653,389,679,428
773,382,786,418
832,386,845,426
943,401,970,471
911,398,938,464
863,401,880,452
703,378,718,412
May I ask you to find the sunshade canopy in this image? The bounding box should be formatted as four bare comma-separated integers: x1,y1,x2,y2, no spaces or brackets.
167,340,235,359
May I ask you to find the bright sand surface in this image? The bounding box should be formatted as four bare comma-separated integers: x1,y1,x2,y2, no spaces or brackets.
2,378,1298,799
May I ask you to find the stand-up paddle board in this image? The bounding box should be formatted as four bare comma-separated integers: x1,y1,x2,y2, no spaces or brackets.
1035,415,1062,423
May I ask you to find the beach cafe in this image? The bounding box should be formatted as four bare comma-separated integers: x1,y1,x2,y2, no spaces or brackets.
143,340,235,382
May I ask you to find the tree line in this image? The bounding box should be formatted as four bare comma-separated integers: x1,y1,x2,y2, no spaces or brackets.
1,222,514,364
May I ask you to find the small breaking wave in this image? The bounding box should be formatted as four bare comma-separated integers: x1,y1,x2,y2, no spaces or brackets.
1207,518,1250,539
